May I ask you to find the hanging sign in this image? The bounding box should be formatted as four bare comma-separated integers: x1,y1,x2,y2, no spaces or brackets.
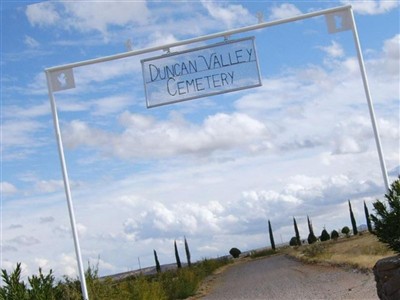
141,37,262,108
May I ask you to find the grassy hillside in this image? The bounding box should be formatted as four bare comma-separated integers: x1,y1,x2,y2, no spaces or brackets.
282,232,396,270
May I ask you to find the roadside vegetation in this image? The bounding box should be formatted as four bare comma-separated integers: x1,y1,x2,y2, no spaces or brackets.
0,257,231,300
282,232,395,270
2,177,398,299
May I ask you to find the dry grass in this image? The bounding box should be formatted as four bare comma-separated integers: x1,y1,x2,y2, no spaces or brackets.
283,232,396,270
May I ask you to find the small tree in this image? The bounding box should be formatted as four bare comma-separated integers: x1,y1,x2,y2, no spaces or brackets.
348,200,358,235
331,230,339,240
289,237,298,246
293,217,301,246
341,226,350,237
229,247,241,258
320,228,330,242
364,201,373,233
174,240,182,269
184,236,191,267
307,216,317,245
153,249,161,273
268,220,276,251
0,263,28,300
28,268,56,299
370,177,400,253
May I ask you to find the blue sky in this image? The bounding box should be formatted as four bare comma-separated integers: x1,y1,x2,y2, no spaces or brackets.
1,0,399,279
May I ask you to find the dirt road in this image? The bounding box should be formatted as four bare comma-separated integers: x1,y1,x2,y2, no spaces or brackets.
200,255,378,300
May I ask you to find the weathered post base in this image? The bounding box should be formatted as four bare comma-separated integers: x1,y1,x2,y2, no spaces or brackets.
373,255,400,299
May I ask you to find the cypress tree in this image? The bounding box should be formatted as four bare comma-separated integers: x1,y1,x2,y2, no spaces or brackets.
174,240,182,269
320,228,331,242
268,220,276,251
348,200,358,235
153,249,161,273
307,215,317,244
293,217,301,246
364,201,373,233
184,236,191,267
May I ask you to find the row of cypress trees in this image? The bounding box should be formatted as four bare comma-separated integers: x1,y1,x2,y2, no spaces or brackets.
153,236,192,273
268,199,374,248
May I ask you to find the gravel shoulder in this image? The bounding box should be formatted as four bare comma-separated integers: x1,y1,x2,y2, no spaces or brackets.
193,254,378,300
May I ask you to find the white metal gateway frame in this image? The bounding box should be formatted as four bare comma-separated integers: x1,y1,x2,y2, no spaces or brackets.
45,5,389,299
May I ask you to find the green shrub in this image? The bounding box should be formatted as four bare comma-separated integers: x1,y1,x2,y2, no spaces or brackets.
307,233,318,244
341,226,350,237
302,243,324,258
371,177,400,254
0,263,28,300
28,268,56,300
54,276,81,300
289,237,298,246
229,247,241,258
320,229,330,242
331,230,339,240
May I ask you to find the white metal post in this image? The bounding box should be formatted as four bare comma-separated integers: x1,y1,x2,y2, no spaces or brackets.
45,71,89,300
349,8,390,191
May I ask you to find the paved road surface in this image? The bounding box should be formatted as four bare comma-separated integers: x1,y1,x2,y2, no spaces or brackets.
201,255,377,300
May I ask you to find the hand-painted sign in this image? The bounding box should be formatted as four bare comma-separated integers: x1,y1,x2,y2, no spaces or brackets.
141,37,261,108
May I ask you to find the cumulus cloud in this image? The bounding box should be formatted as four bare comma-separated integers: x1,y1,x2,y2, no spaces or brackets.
318,41,345,58
2,120,44,149
60,253,78,277
26,1,149,37
63,112,270,159
1,182,18,194
35,180,64,193
115,172,380,243
201,0,255,28
268,3,302,20
341,0,399,15
26,2,60,27
9,235,40,246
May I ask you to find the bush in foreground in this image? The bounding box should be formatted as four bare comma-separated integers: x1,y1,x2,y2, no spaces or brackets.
1,257,231,300
370,177,400,254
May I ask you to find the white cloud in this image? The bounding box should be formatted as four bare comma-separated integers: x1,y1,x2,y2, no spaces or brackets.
26,1,149,38
24,35,40,48
40,216,55,224
60,253,78,277
91,95,133,116
341,0,399,15
268,3,302,20
35,180,64,193
319,40,345,58
9,235,40,246
1,119,44,150
63,1,149,33
26,2,60,27
63,112,270,159
1,182,18,194
201,0,255,28
379,34,400,75
331,117,372,154
34,258,50,271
